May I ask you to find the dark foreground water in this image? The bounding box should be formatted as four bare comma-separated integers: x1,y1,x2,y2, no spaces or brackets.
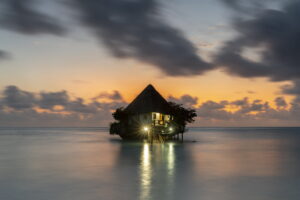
1,127,300,200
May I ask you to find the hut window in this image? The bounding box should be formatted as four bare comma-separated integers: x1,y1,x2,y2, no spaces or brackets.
164,115,170,121
152,113,156,120
152,112,162,120
156,113,160,120
157,113,162,120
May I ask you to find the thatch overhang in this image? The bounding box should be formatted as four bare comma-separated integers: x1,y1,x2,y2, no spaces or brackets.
124,84,171,115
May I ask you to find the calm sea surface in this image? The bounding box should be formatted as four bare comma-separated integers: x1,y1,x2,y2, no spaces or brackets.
0,127,300,200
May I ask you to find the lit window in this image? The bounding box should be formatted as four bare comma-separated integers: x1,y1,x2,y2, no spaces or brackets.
164,115,170,121
156,113,160,120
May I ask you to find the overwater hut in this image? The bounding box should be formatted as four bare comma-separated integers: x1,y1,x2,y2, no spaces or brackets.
110,84,196,142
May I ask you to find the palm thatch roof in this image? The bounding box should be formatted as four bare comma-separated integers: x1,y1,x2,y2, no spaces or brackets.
125,84,171,114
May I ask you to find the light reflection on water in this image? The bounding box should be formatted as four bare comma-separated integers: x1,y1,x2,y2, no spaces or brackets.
139,143,176,200
166,143,175,199
1,127,300,200
140,143,152,200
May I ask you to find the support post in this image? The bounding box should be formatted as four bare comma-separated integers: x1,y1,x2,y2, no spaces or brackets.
150,130,153,145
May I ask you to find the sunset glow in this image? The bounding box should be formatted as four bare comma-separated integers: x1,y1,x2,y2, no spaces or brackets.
0,0,299,127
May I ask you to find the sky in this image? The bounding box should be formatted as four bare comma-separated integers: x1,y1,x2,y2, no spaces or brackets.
0,0,300,127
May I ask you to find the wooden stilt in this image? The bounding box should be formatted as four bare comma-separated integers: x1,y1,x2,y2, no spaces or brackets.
148,131,151,143
150,129,153,144
151,134,153,144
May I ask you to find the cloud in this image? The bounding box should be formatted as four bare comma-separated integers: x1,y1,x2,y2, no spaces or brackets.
197,100,231,120
281,80,300,103
2,85,36,110
0,0,212,76
215,0,300,82
200,100,228,110
168,94,198,108
281,80,300,96
0,0,66,35
214,0,300,104
196,97,300,126
0,50,10,60
231,97,248,107
0,86,300,127
1,0,299,86
70,0,212,76
231,98,270,114
274,97,288,109
39,91,69,110
65,98,99,114
93,90,124,102
220,0,282,15
0,85,127,126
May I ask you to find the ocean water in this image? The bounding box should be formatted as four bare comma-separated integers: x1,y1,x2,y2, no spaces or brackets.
0,127,300,200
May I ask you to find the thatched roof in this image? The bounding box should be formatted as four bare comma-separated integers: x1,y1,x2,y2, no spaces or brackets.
125,84,171,114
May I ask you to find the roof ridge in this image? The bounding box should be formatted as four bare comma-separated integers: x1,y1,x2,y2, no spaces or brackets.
125,84,171,114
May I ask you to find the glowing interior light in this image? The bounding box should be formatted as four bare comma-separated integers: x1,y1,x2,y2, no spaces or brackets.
143,126,149,132
169,127,173,132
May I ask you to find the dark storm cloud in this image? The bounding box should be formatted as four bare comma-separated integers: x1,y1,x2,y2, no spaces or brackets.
220,0,284,14
168,94,198,108
0,0,211,76
0,0,65,35
70,0,212,76
39,91,69,109
2,85,36,110
220,0,262,14
215,0,300,82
